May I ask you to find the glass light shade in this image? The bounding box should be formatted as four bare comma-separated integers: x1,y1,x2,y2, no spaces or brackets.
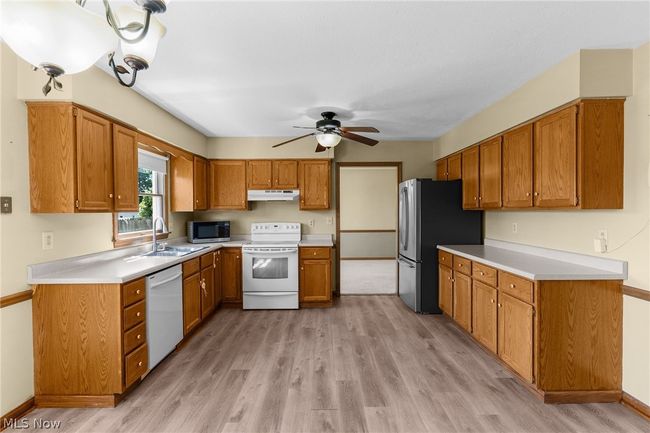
0,0,115,74
316,132,342,148
117,5,166,67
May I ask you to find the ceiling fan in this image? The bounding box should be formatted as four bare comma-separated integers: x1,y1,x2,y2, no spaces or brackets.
272,111,380,152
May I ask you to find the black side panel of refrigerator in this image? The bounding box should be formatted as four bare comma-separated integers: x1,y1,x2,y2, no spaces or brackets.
418,179,483,313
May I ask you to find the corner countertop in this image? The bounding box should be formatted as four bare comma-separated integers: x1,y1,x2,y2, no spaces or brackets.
437,239,627,281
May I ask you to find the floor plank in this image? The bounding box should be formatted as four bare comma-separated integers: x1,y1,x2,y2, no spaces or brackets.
18,296,649,433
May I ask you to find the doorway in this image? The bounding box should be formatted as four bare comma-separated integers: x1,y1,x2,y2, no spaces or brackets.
336,162,402,295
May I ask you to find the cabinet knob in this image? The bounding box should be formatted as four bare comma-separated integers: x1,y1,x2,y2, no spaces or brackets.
509,283,515,289
451,278,455,283
138,361,143,367
109,193,114,198
458,263,462,267
473,196,477,200
313,252,317,255
526,192,531,197
136,289,141,295
137,334,141,340
117,195,122,199
196,199,199,203
300,266,304,271
441,257,445,261
490,299,495,303
136,312,141,317
497,303,502,308
534,192,539,197
478,196,482,200
479,271,484,276
448,277,451,280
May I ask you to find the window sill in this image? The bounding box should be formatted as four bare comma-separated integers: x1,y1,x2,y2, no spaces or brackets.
114,232,170,248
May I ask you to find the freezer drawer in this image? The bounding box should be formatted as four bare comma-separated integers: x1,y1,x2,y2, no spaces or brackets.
243,292,299,310
398,256,420,312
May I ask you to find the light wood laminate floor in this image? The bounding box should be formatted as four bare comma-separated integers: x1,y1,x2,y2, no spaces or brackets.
20,296,648,433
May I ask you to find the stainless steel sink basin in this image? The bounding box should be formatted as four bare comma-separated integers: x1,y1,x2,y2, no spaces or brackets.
142,245,208,258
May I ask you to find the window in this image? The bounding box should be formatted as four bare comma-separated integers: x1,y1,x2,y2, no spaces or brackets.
114,149,169,246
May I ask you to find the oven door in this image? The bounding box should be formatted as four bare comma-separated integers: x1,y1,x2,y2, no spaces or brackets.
242,247,298,293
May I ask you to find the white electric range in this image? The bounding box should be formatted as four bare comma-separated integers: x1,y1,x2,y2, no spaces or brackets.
242,222,301,309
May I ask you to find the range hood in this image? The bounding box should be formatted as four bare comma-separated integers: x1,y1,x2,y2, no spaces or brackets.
247,190,300,201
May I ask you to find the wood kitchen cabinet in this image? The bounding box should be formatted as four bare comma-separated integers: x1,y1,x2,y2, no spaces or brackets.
200,261,215,319
479,136,502,208
436,159,448,180
248,160,273,189
447,154,462,180
298,159,331,210
112,124,139,211
452,271,472,332
209,160,248,210
193,156,208,210
299,247,332,306
221,248,243,304
170,154,194,212
438,264,453,316
502,124,534,208
183,271,201,335
213,250,223,306
498,292,534,383
248,159,299,189
273,160,298,189
461,145,480,209
472,280,497,353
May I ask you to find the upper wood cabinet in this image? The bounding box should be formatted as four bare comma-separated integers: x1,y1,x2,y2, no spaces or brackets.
112,125,139,212
209,160,248,210
193,156,208,210
479,136,502,209
436,159,448,180
247,160,273,189
273,160,298,189
298,159,331,210
447,154,462,180
461,146,480,209
502,124,533,208
170,155,194,212
534,106,578,208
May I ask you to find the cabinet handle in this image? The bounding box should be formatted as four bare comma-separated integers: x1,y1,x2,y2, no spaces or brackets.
109,193,114,198
313,252,317,255
478,196,482,201
441,257,445,261
138,361,143,367
479,271,484,276
451,278,455,283
448,276,451,280
509,283,515,289
117,195,122,199
473,196,477,200
526,192,531,197
136,312,141,317
300,266,304,271
136,334,142,340
490,299,495,303
196,199,199,203
497,303,502,308
534,192,539,197
458,263,462,267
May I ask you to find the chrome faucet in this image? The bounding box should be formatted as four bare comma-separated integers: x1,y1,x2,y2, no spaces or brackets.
152,216,168,252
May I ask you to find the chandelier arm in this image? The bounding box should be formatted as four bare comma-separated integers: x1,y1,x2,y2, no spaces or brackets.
102,0,152,43
108,54,139,88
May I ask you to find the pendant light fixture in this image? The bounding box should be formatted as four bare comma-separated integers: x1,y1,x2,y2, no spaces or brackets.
0,0,169,95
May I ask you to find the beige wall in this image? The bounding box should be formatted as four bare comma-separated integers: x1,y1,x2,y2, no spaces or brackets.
0,44,207,415
433,44,650,405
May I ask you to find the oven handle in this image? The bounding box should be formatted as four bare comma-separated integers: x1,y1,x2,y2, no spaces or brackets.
243,249,298,254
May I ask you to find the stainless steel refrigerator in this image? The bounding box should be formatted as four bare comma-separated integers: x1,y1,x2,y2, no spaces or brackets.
398,179,483,313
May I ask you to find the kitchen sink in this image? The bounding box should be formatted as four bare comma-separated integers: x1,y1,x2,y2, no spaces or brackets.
141,245,208,258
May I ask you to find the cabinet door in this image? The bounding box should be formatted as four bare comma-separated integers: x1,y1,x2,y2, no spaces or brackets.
221,248,242,303
75,108,113,211
298,160,330,209
472,280,497,353
170,155,194,212
247,160,273,189
452,271,472,332
299,259,331,303
112,125,139,211
461,146,480,209
438,265,453,316
534,106,578,208
214,250,222,306
498,292,534,382
479,137,502,208
503,124,533,208
272,160,298,189
436,159,448,180
447,154,462,180
200,266,215,319
209,160,247,210
183,273,201,335
193,156,208,210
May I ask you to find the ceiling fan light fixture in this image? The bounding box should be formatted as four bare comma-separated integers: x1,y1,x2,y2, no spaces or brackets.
316,131,342,148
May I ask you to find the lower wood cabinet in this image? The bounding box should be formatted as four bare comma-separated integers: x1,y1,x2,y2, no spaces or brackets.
472,280,497,353
221,247,242,304
299,247,332,306
438,264,453,316
213,250,223,306
452,271,472,332
497,292,534,383
183,252,219,335
200,258,215,319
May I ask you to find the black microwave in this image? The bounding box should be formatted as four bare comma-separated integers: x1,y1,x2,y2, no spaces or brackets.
187,221,230,243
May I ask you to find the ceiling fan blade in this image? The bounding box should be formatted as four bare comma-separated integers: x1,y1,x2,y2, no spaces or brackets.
272,133,315,148
341,131,379,146
315,144,327,153
340,126,379,133
292,126,318,129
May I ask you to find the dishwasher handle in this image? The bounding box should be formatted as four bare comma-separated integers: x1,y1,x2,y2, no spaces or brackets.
148,272,182,289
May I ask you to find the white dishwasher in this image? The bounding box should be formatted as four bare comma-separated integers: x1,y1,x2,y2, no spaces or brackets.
146,264,183,370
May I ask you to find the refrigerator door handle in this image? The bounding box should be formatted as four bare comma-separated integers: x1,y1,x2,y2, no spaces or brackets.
400,187,408,251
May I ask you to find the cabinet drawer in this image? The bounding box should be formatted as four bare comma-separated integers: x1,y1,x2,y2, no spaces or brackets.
125,343,148,387
472,262,498,287
499,272,534,304
452,255,472,275
122,278,145,308
200,253,213,269
300,248,330,260
183,257,200,276
438,250,452,266
123,321,146,355
123,300,145,330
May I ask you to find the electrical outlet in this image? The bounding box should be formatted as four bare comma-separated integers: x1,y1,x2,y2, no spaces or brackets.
308,219,315,228
597,229,608,241
326,217,333,225
42,231,54,250
512,223,518,234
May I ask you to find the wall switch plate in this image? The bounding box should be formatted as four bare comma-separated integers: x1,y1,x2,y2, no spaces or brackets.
0,196,11,214
593,238,607,253
42,232,54,250
512,223,518,234
308,219,315,228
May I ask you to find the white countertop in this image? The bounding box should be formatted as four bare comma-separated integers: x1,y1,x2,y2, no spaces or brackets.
437,239,627,281
299,235,334,247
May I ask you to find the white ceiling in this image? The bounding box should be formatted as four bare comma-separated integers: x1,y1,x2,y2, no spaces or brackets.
95,1,649,139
